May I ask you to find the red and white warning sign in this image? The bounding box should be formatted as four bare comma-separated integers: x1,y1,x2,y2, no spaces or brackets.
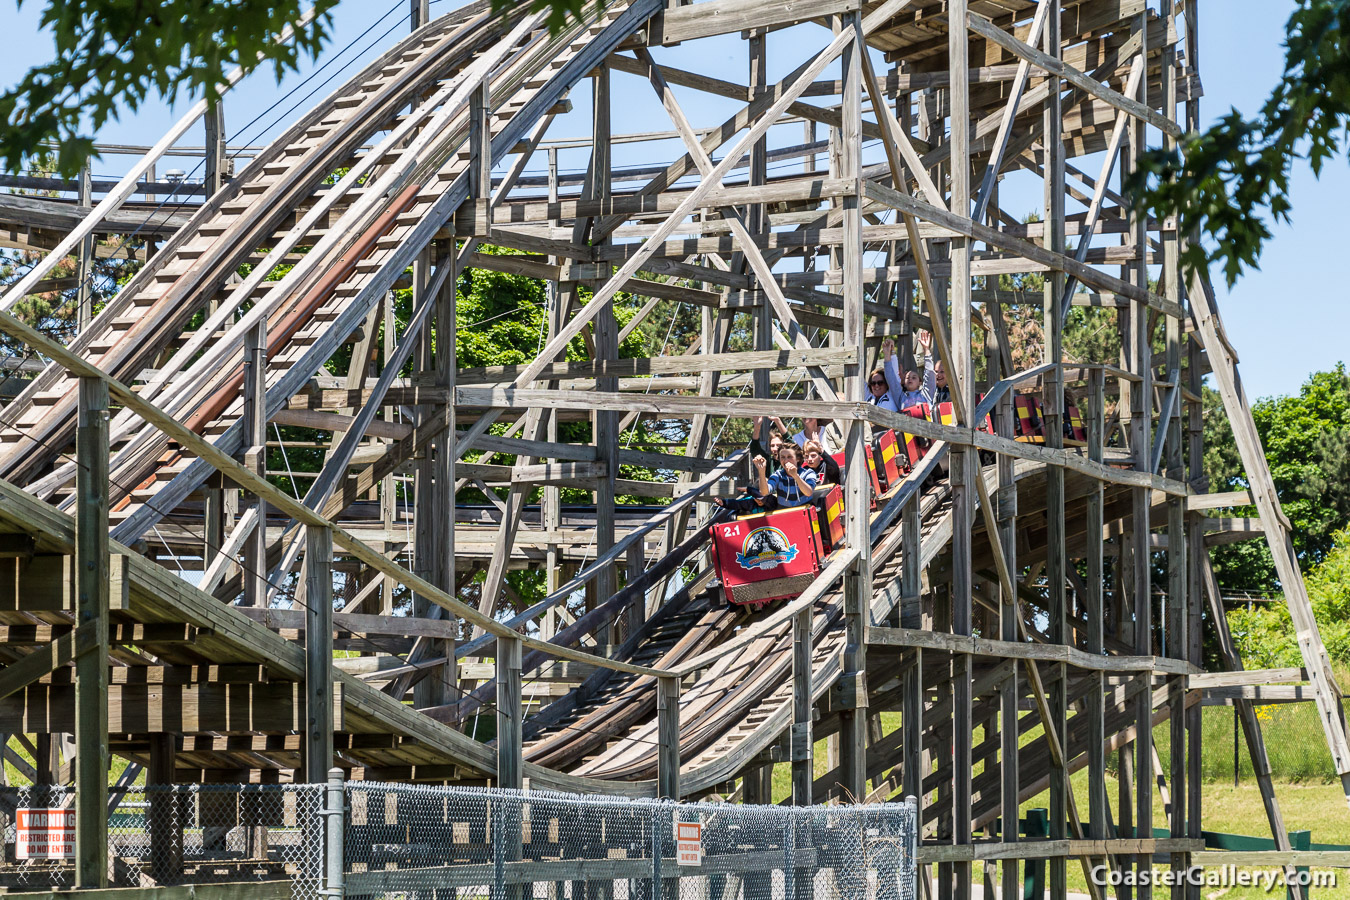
676,821,702,866
16,808,75,859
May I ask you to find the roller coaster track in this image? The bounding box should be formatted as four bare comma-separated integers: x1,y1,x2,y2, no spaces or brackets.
0,0,661,545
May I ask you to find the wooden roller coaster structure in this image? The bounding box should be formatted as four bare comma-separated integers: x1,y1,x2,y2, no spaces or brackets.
0,0,1346,896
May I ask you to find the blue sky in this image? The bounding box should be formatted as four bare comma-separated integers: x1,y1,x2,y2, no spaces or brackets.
0,0,1339,401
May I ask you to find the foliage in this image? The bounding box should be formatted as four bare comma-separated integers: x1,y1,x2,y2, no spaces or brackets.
1226,525,1350,671
0,155,143,346
1205,366,1350,593
1130,0,1350,285
0,0,341,177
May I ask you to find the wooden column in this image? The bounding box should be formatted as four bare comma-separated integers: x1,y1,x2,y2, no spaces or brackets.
496,633,523,900
996,389,1019,899
791,607,813,805
75,165,93,332
1128,13,1153,898
75,377,109,889
433,246,458,699
750,33,772,403
497,635,523,790
381,298,397,616
1040,4,1069,898
412,249,443,709
303,525,334,783
948,6,973,896
410,0,429,28
837,7,870,804
1160,4,1187,893
242,322,267,607
200,103,227,572
590,67,619,618
900,491,923,833
1086,370,1107,847
657,675,680,799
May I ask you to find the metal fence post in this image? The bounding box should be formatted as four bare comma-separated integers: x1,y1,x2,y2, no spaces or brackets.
323,767,345,900
651,803,664,900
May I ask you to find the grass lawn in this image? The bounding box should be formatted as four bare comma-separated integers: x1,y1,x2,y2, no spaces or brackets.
761,726,1350,899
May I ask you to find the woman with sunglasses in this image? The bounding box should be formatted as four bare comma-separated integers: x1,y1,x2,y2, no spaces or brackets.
866,344,902,412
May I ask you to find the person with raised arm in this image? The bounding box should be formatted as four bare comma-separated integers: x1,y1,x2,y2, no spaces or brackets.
759,442,817,509
896,329,937,411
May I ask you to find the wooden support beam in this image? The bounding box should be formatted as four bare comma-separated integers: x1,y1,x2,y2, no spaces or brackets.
75,376,109,889
303,525,333,783
497,635,522,790
791,606,812,805
657,675,680,799
0,625,96,701
0,682,346,733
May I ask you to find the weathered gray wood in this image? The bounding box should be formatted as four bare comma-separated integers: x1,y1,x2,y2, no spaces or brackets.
966,12,1183,139
791,607,812,805
75,377,109,889
242,322,267,608
657,674,680,799
497,634,523,790
1188,265,1350,796
659,0,859,43
303,525,334,782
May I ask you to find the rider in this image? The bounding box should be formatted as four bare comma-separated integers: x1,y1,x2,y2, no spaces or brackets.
802,439,841,486
773,415,840,456
758,442,817,509
897,330,937,411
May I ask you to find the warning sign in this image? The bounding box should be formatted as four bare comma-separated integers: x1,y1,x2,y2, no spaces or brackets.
676,821,702,866
16,808,75,859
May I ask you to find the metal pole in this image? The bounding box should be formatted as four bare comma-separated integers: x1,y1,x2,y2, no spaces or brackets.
324,767,345,900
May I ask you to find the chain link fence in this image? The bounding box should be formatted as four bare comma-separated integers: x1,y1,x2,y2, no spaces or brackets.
343,783,917,900
0,780,916,899
0,783,323,896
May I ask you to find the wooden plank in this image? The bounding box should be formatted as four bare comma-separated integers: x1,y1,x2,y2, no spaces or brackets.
0,624,96,701
1193,851,1350,867
1189,668,1306,688
491,176,857,228
456,347,858,383
237,607,463,640
45,664,270,685
4,880,295,900
660,0,858,42
1197,685,1316,702
1187,490,1256,510
866,627,1193,674
0,681,348,733
458,385,1193,495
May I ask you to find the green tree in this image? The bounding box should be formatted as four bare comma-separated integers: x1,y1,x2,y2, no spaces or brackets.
1132,0,1350,285
0,0,603,179
1205,365,1350,593
0,0,342,177
0,154,144,344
